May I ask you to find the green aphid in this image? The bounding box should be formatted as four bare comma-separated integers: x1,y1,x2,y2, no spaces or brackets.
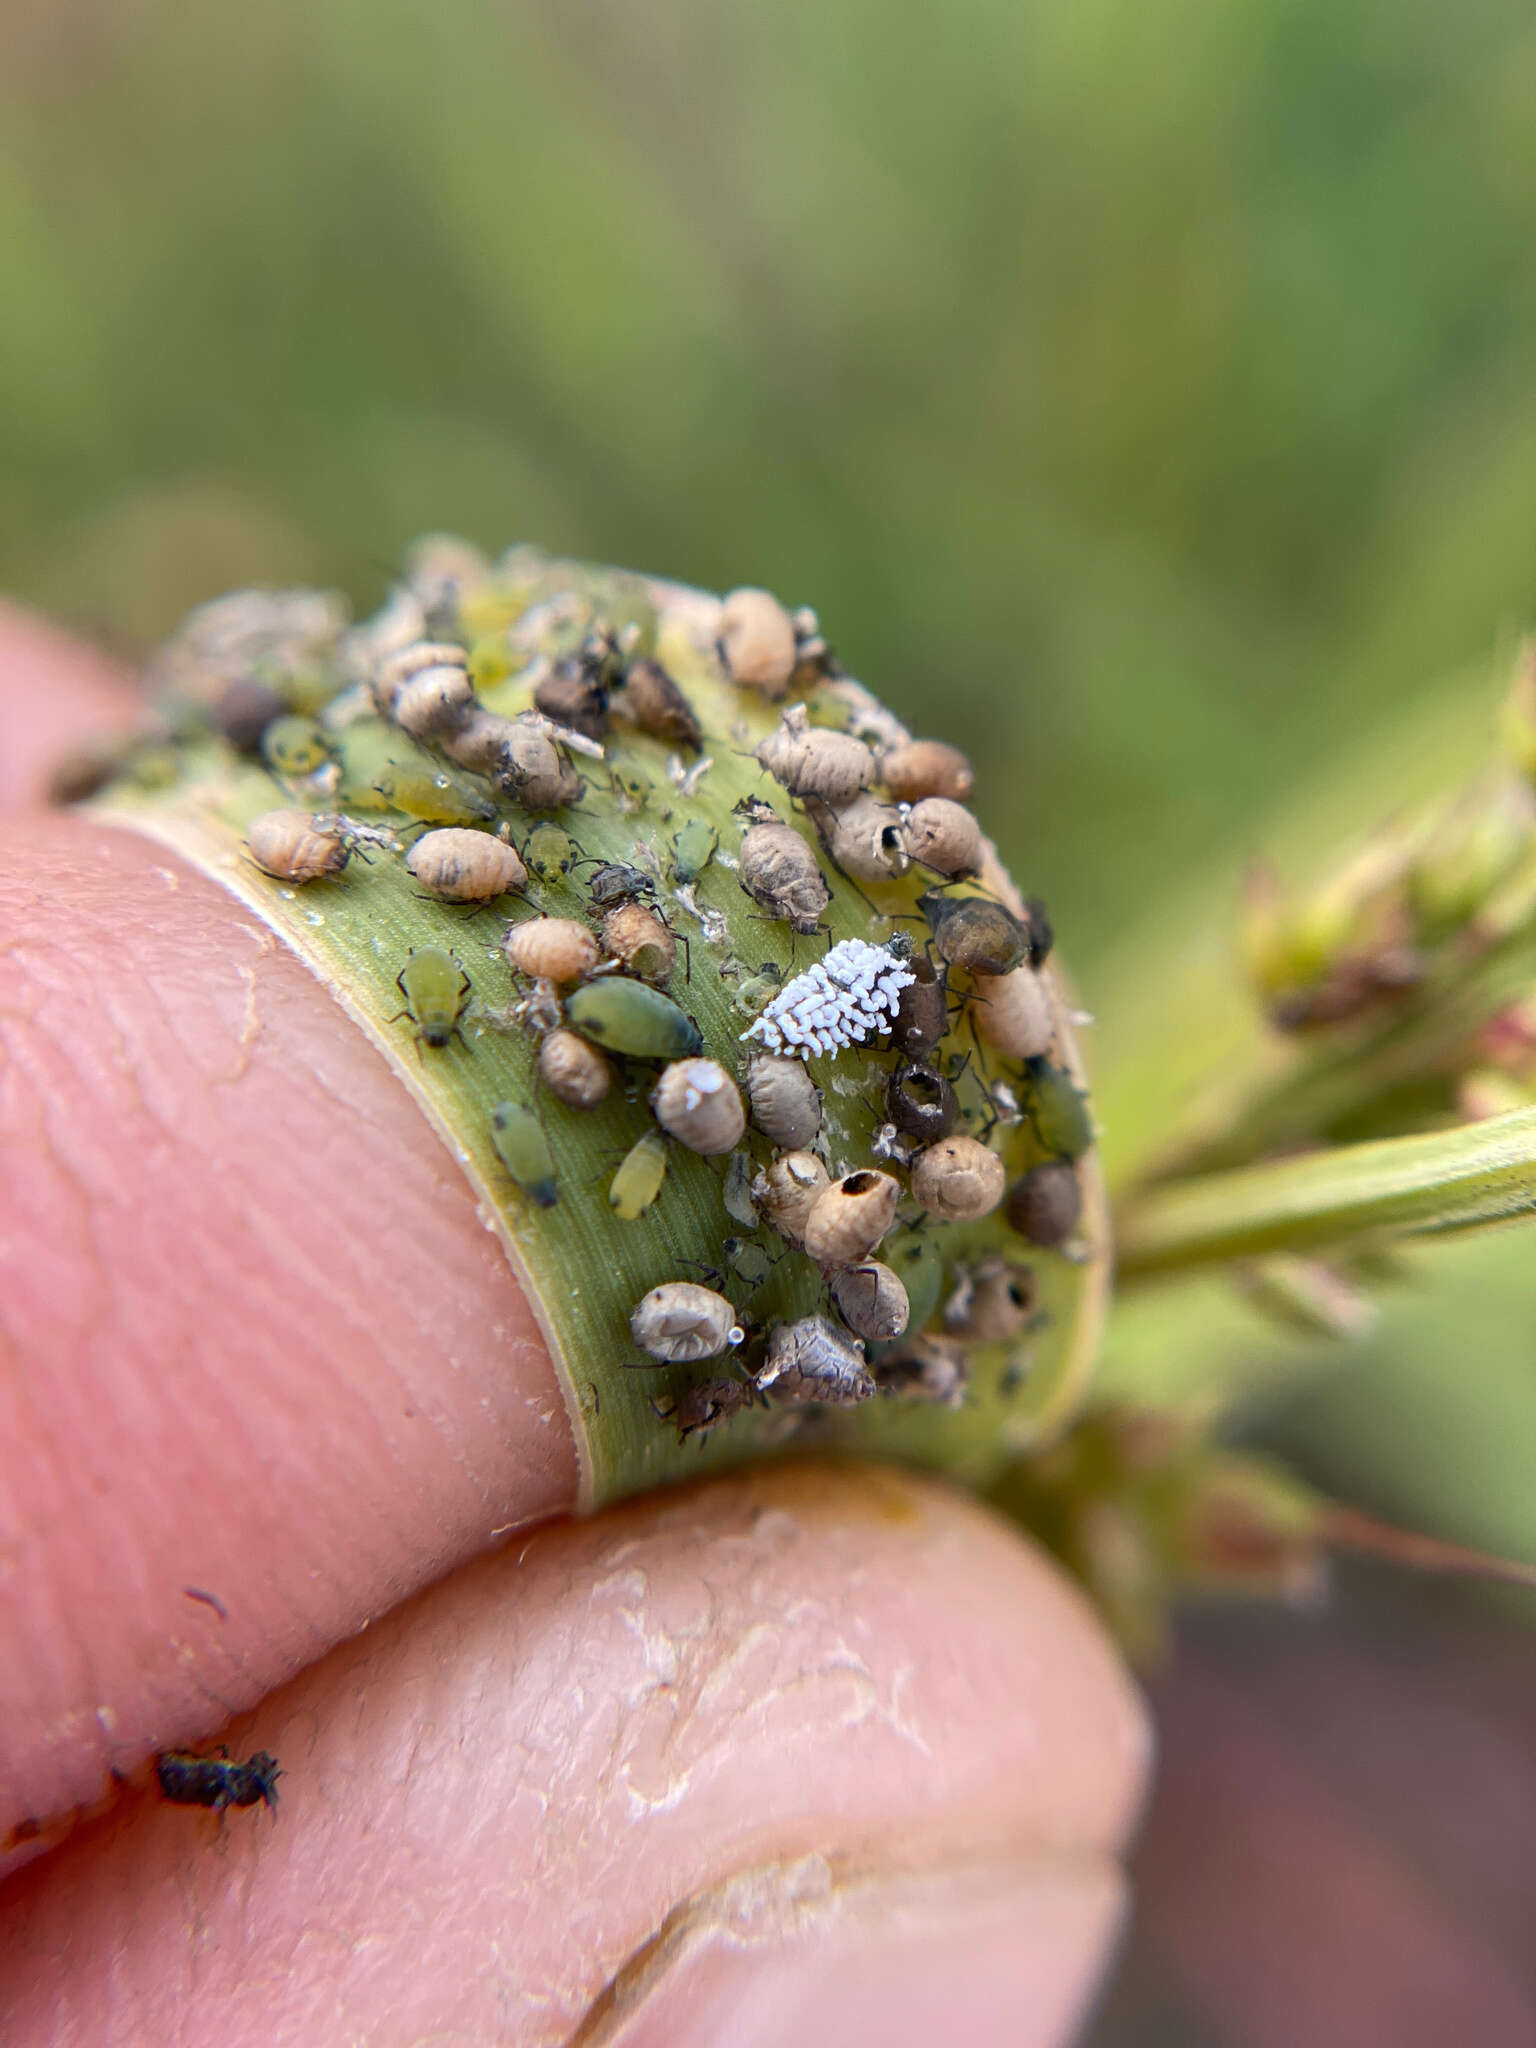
564,979,703,1059
609,762,653,811
671,816,718,885
523,821,581,886
883,1232,945,1339
722,1236,773,1290
373,759,497,827
490,1101,558,1208
393,946,471,1049
1023,1057,1095,1160
609,1126,668,1221
262,715,333,783
730,966,783,1022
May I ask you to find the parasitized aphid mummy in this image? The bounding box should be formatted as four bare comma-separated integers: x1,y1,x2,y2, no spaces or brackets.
742,937,915,1060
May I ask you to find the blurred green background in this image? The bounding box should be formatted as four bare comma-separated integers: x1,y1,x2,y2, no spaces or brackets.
3,5,1533,2033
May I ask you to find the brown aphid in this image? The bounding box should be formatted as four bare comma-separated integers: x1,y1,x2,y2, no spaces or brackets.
753,1150,830,1246
756,712,876,805
885,1062,958,1144
910,1135,1006,1222
802,1169,902,1269
970,965,1053,1059
754,1315,874,1406
504,916,601,985
651,1058,746,1155
653,1375,757,1443
247,808,349,883
538,1027,612,1109
213,677,286,753
602,902,676,985
905,798,982,879
874,1336,969,1407
618,658,702,750
718,587,797,696
630,1282,744,1363
831,1260,910,1344
921,891,1030,978
807,791,910,884
497,724,584,810
880,738,975,804
439,708,522,776
533,656,609,741
892,955,948,1056
745,1052,822,1148
1005,1160,1083,1248
406,827,526,903
375,640,471,719
943,1253,1036,1342
739,821,831,935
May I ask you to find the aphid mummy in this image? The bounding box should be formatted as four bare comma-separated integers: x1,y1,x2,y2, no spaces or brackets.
1005,1160,1083,1247
246,809,349,884
942,1253,1036,1343
538,1027,612,1109
970,965,1054,1059
909,1135,1006,1222
387,648,474,739
439,708,521,776
602,902,676,985
830,1260,911,1343
718,587,798,696
742,939,915,1059
533,653,609,741
406,827,526,903
808,791,910,883
650,1058,746,1155
652,1375,757,1443
617,657,702,750
745,1052,823,1148
920,890,1030,978
904,797,982,879
753,1150,830,1246
802,1169,902,1268
373,639,469,718
885,1061,959,1143
873,1337,969,1407
630,1282,745,1363
496,724,584,811
879,739,975,804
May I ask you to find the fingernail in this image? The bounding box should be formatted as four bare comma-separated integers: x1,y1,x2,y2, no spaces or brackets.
587,1854,1127,2048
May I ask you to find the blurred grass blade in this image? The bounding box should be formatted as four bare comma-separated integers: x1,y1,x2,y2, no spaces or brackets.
1116,1108,1536,1280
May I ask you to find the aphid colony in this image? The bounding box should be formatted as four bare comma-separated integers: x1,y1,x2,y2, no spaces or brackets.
121,555,1094,1453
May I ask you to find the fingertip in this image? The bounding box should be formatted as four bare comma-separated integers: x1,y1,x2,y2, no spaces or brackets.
0,604,143,810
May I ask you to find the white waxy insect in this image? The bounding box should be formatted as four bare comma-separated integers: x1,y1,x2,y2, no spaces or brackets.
743,938,915,1060
630,1282,745,1363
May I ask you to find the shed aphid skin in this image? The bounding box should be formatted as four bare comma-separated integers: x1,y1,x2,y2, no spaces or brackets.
753,1315,875,1406
629,1282,745,1363
393,947,471,1050
650,1057,745,1155
405,827,526,904
246,808,349,884
737,819,832,935
156,1748,283,1817
743,938,915,1060
504,916,601,986
609,1126,669,1220
565,979,704,1060
670,815,718,885
490,1101,558,1207
755,705,877,804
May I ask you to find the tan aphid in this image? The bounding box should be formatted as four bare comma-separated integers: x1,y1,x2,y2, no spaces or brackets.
439,709,520,775
880,738,975,804
909,1135,1006,1222
754,1150,830,1246
538,1027,612,1109
756,713,876,805
813,792,910,883
831,1260,910,1343
374,640,471,718
504,916,601,985
651,1058,746,1156
392,657,474,740
500,724,584,810
630,1282,744,1363
719,587,798,696
745,1052,822,1148
406,827,526,903
970,964,1054,1059
602,902,676,985
247,809,349,883
803,1169,902,1269
904,798,982,879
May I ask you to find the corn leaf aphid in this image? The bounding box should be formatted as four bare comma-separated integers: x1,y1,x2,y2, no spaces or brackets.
373,758,497,827
618,658,702,750
405,827,526,903
670,816,718,885
743,938,914,1059
522,821,581,885
247,809,349,884
156,1748,282,1816
261,715,333,783
650,1058,745,1155
885,1061,959,1143
609,1127,669,1220
565,980,703,1059
538,1027,612,1109
909,1135,1006,1221
879,739,975,804
830,1260,910,1343
754,1315,874,1406
730,964,783,1021
802,1169,902,1268
904,798,983,879
652,1375,756,1443
943,1253,1037,1343
745,1052,823,1148
919,891,1030,978
1022,1058,1095,1159
1005,1160,1083,1246
630,1282,745,1363
394,947,471,1049
970,965,1054,1059
722,1235,774,1290
504,916,601,985
718,587,798,696
738,820,831,935
490,1101,558,1207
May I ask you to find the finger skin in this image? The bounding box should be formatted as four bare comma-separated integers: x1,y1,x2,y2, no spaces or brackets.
0,1465,1151,2048
0,816,575,1853
0,603,142,810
